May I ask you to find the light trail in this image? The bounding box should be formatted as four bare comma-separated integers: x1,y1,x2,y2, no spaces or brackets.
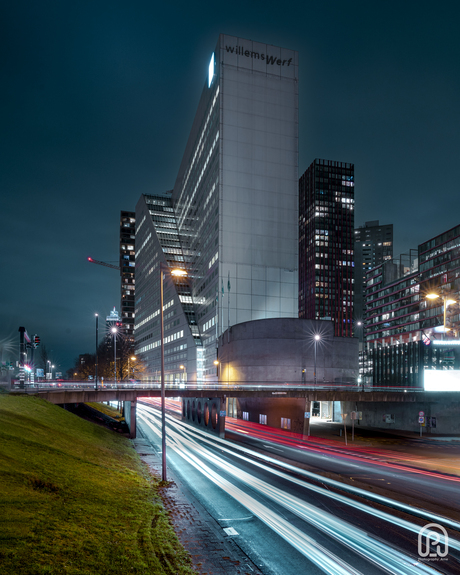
139,404,460,534
138,408,363,575
138,405,458,574
226,419,460,483
140,406,459,548
139,401,460,481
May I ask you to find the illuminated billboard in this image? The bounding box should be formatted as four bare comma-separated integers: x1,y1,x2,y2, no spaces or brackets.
424,370,460,392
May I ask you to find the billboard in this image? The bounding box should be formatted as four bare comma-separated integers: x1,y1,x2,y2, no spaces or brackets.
424,370,460,392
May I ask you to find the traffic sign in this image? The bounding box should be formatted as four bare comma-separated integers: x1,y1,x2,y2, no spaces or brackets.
419,411,424,417
419,416,425,424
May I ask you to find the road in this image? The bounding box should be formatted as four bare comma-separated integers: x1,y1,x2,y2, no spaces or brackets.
137,403,460,575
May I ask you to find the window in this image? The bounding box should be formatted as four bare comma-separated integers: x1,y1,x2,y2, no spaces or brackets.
259,414,267,425
242,411,249,421
281,418,291,430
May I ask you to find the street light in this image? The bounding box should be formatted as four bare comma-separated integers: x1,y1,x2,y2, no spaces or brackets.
160,262,188,481
95,314,99,390
314,334,321,386
111,327,117,384
128,355,136,380
426,292,457,338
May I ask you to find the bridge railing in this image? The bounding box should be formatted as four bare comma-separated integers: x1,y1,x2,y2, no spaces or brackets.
12,379,425,393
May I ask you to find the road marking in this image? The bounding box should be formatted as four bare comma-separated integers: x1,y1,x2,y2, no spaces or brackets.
223,527,239,536
263,444,283,451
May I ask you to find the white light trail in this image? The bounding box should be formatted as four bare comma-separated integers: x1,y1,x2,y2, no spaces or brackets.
138,409,362,575
138,407,458,574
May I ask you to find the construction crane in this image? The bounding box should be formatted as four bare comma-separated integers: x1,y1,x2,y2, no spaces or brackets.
87,257,120,271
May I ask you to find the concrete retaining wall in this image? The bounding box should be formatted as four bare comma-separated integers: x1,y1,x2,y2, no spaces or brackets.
342,396,460,434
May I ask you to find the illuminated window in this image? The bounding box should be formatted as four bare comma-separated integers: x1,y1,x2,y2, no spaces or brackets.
281,418,291,430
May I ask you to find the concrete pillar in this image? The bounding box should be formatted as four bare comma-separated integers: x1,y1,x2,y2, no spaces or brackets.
124,400,137,438
303,400,311,437
219,396,226,438
129,400,137,439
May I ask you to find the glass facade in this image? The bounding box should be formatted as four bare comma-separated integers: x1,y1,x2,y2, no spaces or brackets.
135,35,299,381
120,211,136,345
353,220,393,323
299,159,355,337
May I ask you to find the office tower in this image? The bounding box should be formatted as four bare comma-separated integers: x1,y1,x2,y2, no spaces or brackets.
120,211,136,345
299,159,355,337
135,34,299,381
354,220,393,322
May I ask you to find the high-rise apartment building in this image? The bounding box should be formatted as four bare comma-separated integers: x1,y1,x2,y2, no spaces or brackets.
299,159,355,337
354,220,393,322
364,224,460,388
120,211,136,343
135,35,299,381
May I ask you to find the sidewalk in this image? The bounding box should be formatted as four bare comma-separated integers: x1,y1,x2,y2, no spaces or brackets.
132,437,262,575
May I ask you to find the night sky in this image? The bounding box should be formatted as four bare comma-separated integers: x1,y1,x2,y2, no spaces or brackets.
2,1,459,372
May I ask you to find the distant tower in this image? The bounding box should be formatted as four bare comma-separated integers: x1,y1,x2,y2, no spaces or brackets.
120,211,135,347
106,307,121,334
354,220,393,322
299,159,355,337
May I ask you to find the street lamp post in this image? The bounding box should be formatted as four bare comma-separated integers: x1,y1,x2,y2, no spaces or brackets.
95,314,99,390
314,334,321,386
128,355,136,380
160,262,187,481
111,327,117,384
426,292,457,340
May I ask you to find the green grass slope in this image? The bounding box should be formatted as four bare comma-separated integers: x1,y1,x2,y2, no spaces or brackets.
0,395,195,575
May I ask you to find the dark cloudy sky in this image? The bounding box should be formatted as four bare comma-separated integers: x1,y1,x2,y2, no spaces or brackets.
2,0,459,372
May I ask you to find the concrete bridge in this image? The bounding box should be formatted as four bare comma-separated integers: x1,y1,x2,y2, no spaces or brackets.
11,381,459,437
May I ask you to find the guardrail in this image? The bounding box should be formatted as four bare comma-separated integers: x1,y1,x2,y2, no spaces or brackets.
11,380,425,393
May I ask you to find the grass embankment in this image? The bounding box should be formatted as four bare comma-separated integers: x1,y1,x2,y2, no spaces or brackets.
85,401,124,421
0,395,196,575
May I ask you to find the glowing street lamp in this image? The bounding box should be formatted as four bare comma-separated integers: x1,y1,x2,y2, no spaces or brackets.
95,313,99,390
128,355,136,379
426,292,457,338
47,360,53,380
111,327,117,383
314,334,321,386
160,263,188,481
